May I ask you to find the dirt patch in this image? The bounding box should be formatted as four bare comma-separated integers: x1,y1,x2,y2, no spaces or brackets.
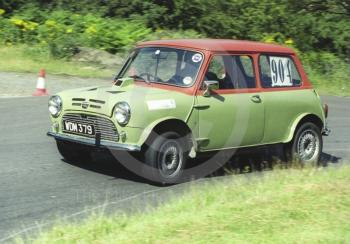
72,47,125,69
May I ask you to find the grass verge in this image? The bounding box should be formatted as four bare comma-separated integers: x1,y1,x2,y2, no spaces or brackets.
0,45,115,78
21,165,350,244
308,71,350,97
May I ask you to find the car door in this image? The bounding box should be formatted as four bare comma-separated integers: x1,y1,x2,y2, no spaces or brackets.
195,54,265,151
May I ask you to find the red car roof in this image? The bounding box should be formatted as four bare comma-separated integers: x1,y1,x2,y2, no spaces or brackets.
138,39,294,54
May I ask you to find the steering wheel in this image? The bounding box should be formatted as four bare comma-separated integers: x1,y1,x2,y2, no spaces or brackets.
139,72,163,83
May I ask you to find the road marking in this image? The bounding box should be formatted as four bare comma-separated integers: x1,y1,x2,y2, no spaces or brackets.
0,187,166,242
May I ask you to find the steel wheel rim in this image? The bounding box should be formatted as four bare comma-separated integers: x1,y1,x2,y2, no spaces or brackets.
158,140,183,178
297,129,320,162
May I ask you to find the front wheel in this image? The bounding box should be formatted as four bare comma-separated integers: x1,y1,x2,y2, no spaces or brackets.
143,131,190,185
284,122,323,165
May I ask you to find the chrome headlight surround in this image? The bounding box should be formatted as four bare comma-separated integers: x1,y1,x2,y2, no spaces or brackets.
114,102,131,125
48,95,62,118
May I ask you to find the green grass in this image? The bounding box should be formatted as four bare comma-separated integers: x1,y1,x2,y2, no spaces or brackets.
0,45,115,78
21,165,350,244
308,71,350,97
301,51,350,97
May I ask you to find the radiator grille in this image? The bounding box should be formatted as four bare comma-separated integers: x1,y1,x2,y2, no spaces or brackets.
71,98,105,109
62,113,119,142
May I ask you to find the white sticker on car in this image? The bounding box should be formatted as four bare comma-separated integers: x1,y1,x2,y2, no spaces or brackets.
192,53,202,63
183,76,193,85
147,99,176,110
269,56,293,87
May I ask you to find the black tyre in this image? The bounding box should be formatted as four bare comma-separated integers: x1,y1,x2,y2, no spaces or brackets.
56,140,92,163
143,131,190,185
284,122,323,165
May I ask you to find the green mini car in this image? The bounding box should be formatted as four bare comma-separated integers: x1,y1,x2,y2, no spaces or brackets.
48,39,330,184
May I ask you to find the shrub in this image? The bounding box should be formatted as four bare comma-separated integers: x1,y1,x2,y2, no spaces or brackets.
301,52,350,93
0,10,153,58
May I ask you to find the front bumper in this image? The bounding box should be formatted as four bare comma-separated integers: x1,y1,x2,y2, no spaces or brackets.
47,131,141,151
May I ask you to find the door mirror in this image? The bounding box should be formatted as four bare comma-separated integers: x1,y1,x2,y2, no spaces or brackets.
203,80,219,97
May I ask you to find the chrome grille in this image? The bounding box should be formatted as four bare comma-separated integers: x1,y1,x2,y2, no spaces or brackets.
71,98,105,109
62,113,119,142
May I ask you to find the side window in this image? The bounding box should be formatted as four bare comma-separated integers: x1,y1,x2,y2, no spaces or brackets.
204,55,256,89
206,56,226,81
236,56,256,89
259,55,302,88
239,56,254,78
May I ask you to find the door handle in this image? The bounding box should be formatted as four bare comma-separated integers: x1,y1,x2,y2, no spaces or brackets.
251,95,261,103
193,104,210,109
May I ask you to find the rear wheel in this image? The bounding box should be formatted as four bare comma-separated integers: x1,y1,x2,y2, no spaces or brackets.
285,122,323,165
143,131,190,185
56,140,92,163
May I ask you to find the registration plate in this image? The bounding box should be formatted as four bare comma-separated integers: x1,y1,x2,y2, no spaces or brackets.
63,120,95,136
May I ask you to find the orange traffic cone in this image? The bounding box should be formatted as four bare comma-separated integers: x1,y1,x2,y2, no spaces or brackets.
33,69,48,96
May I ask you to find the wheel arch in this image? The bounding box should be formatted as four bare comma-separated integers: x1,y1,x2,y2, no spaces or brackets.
285,113,324,143
138,117,196,151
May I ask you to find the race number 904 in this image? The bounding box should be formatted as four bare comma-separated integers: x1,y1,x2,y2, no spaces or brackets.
270,56,293,87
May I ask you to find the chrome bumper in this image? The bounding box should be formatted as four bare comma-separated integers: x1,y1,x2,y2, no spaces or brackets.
47,132,141,151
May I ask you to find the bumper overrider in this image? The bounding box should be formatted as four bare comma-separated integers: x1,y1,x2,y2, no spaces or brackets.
322,125,331,136
47,131,141,151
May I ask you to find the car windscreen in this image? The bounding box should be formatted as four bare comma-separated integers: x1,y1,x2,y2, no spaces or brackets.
117,47,204,87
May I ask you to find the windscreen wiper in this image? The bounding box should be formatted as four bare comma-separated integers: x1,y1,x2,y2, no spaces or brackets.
128,75,150,84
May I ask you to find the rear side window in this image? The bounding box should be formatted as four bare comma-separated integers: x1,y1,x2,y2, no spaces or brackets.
259,55,301,88
204,55,256,89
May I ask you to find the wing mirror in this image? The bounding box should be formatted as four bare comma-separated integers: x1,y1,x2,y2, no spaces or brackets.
203,80,219,97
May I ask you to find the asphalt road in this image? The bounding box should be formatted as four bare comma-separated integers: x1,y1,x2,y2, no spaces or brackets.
0,95,349,242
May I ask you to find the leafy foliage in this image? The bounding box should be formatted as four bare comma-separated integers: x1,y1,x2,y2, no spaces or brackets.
0,5,204,58
0,9,153,58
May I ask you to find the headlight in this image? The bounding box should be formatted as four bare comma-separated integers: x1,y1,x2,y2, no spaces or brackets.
48,95,62,117
114,102,131,125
